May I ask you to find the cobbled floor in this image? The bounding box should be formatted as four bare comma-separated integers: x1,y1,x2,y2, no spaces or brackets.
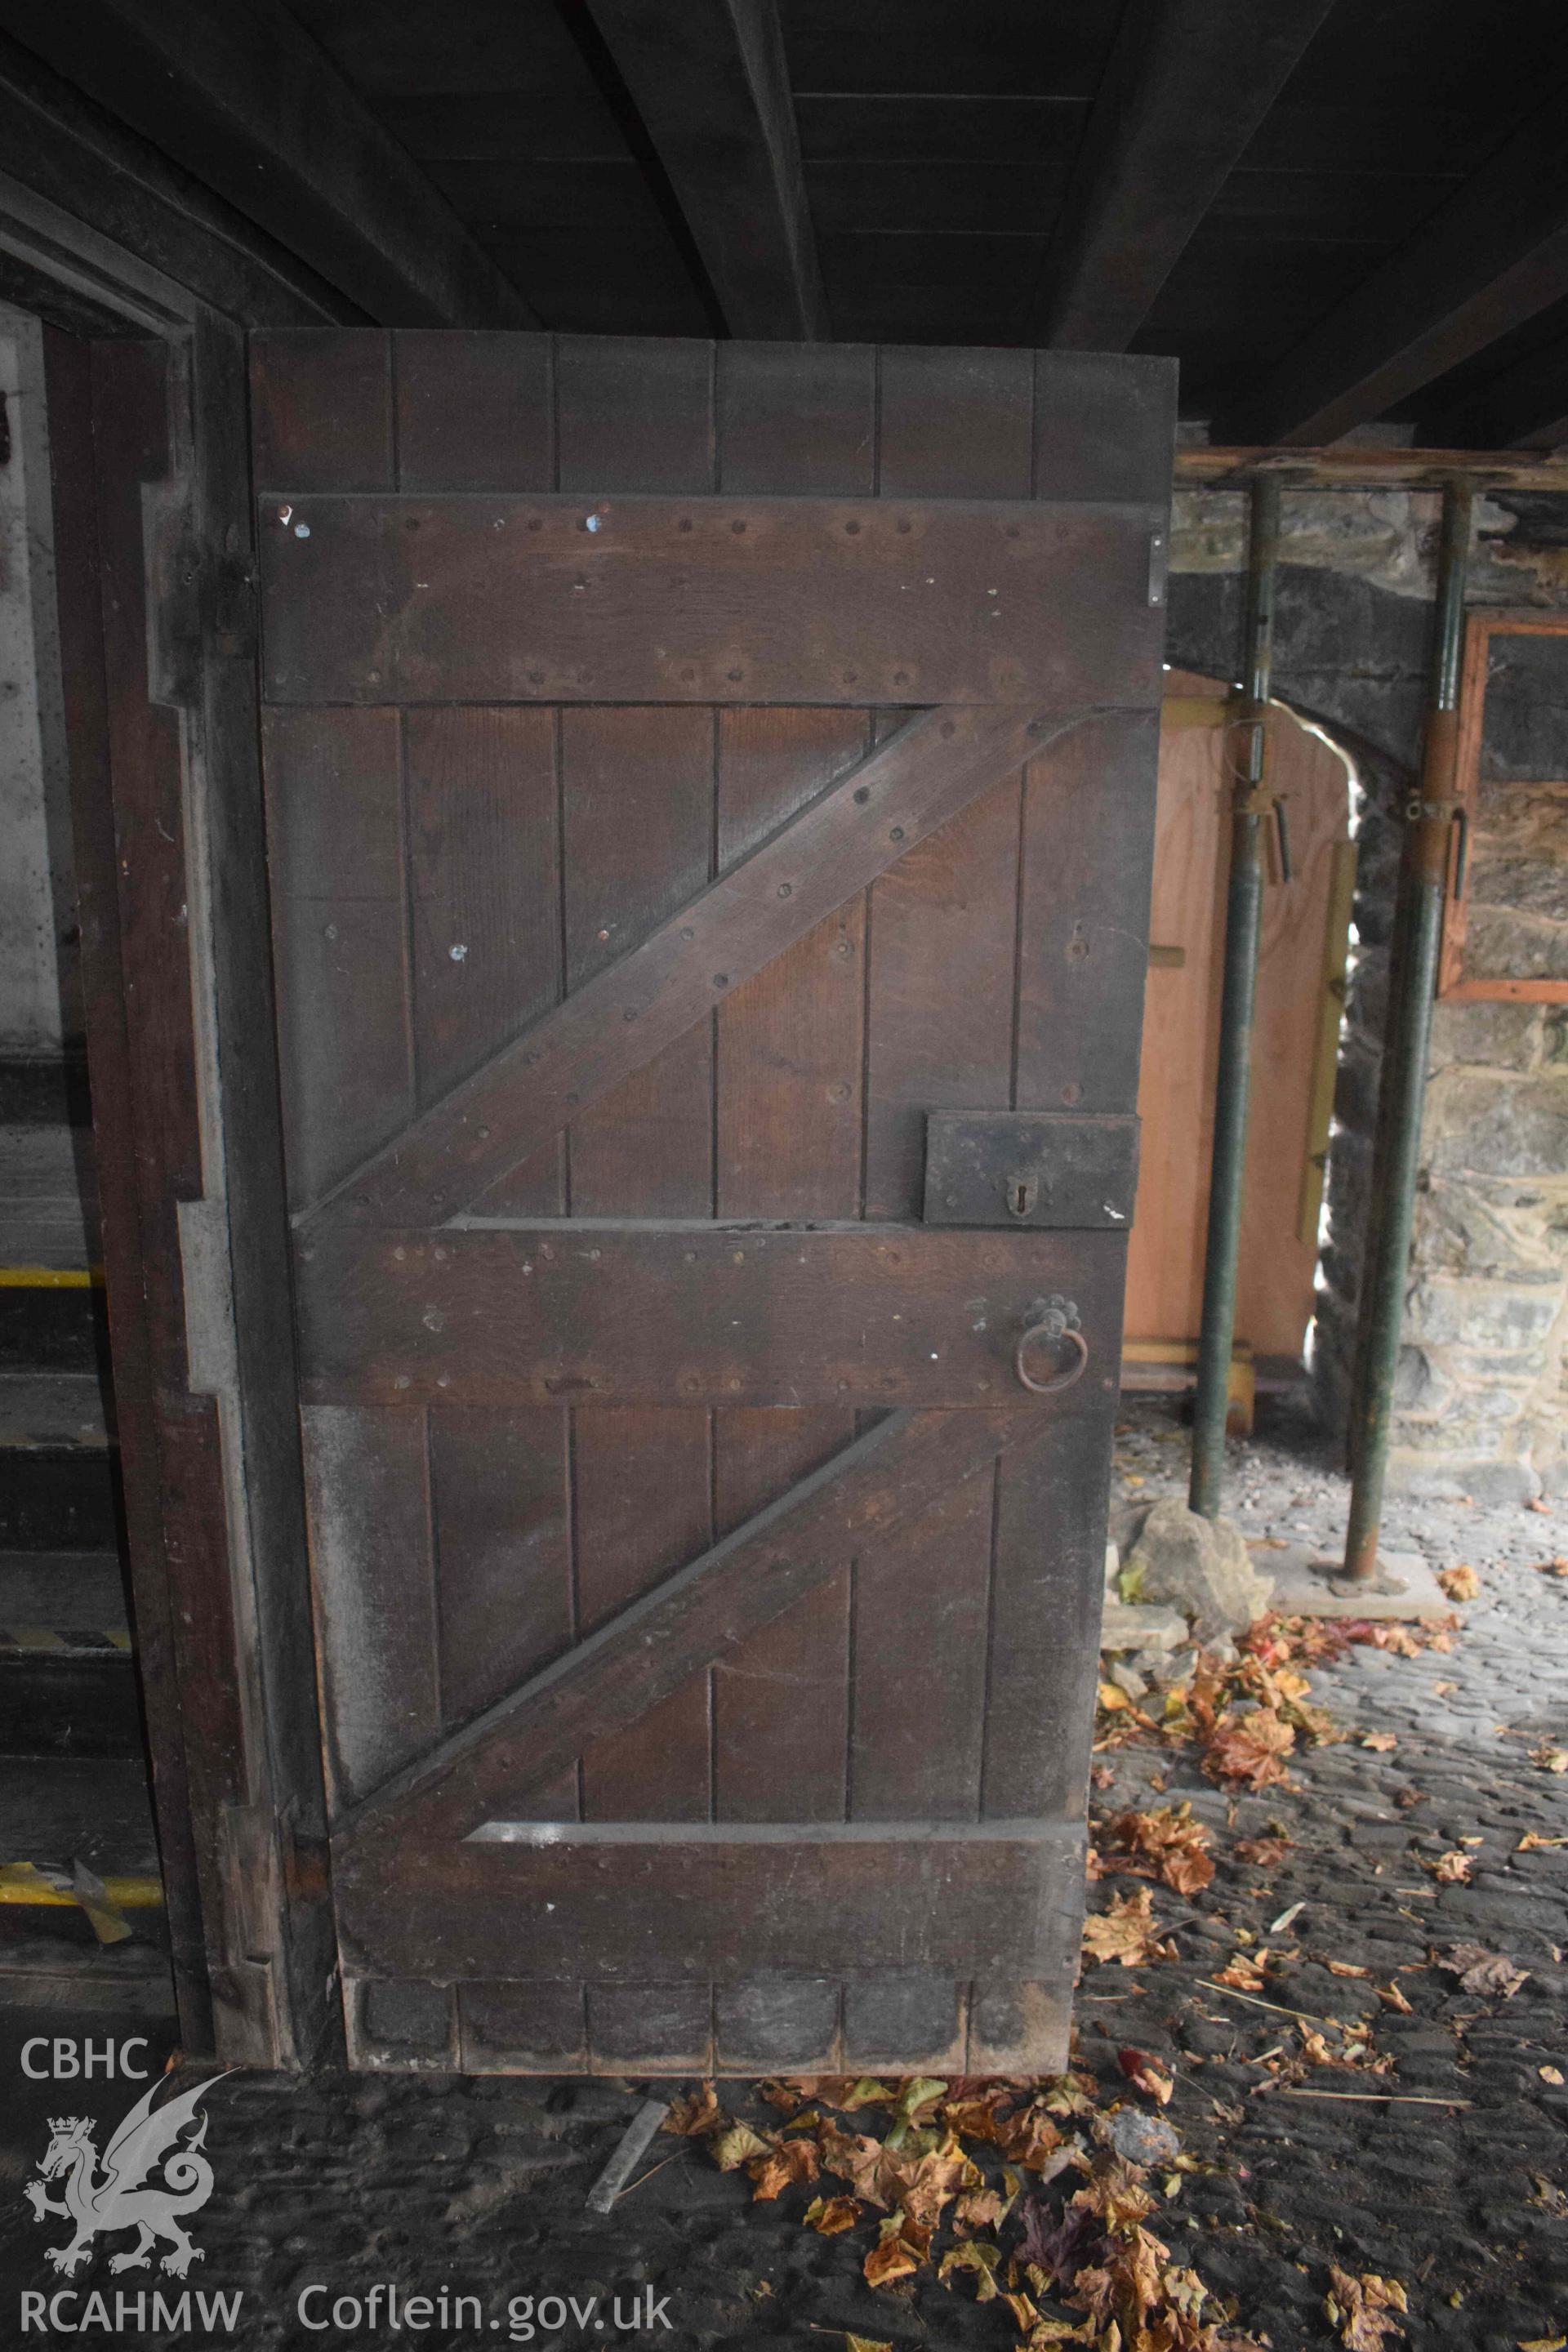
2,1395,1566,2352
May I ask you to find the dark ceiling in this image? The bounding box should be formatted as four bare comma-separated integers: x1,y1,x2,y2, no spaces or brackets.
7,0,1568,448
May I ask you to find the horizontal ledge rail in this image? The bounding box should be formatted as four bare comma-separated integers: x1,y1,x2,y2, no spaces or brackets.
295,1219,1126,1410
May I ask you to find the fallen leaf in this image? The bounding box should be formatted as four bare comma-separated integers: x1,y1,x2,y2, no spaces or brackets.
1105,1802,1215,1895
844,2336,893,2352
938,2238,1000,2300
1325,2264,1409,2350
1118,2047,1175,2105
1437,1943,1530,1999
1530,1744,1568,1775
1361,1731,1398,1753
1429,1851,1472,1883
1376,1980,1414,2014
863,2208,931,2287
803,2194,862,2235
1215,1950,1269,1993
1519,1833,1568,1851
748,2135,819,2198
1098,1680,1134,1713
1540,2065,1565,2087
1327,1960,1371,1979
663,2082,723,2136
1081,1886,1176,1969
1437,1563,1479,1601
884,2075,946,2149
1527,1496,1551,1512
1234,1834,1292,1868
1518,2335,1567,2350
710,2122,773,2172
1207,1707,1296,1788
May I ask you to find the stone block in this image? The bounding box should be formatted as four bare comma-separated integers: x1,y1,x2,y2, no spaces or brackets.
1426,1069,1568,1179
1098,1602,1190,1654
1121,1498,1272,1639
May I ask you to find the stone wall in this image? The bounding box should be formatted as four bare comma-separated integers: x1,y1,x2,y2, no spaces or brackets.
1167,474,1568,1504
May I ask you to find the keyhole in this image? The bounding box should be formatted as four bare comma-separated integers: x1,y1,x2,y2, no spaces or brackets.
1013,1183,1030,1215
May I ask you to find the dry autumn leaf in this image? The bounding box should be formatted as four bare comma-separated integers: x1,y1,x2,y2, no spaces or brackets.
1518,2336,1568,2351
710,2122,774,2172
843,2336,893,2352
1531,1744,1568,1775
1118,2047,1175,2105
1361,1731,1398,1753
938,2238,1000,2300
1234,1833,1292,1868
1437,1563,1479,1601
1429,1850,1472,1882
748,2136,820,2199
1207,1706,1297,1788
1441,1943,1530,2000
1105,1801,1216,1895
1326,2266,1409,2350
1081,1886,1176,1969
1539,2065,1565,2086
802,2194,862,2235
663,2082,722,2136
1214,1950,1269,1993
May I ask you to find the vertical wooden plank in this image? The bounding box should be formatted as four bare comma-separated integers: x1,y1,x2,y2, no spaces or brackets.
555,335,714,492
301,1405,439,1811
250,330,394,491
861,782,1022,1221
1032,350,1178,506
876,345,1036,498
1014,709,1162,1116
849,1469,993,1820
429,1407,572,1726
394,330,554,492
974,353,1170,2068
550,334,719,2064
572,1409,713,1820
710,1410,853,1825
559,704,715,1214
848,345,1039,2064
715,706,869,1214
403,706,560,1107
717,342,875,493
262,707,413,1211
707,348,880,2069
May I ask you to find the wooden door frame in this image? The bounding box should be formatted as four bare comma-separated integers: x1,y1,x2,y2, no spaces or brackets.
2,179,338,2066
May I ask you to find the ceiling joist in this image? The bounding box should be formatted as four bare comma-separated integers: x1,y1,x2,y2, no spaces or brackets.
0,0,535,327
1230,82,1568,445
1178,445,1568,492
585,0,825,341
1034,0,1335,352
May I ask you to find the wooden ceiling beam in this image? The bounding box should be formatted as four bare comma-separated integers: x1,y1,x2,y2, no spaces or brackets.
1178,445,1568,492
1033,0,1334,352
0,0,535,327
1421,328,1568,453
585,0,825,341
1227,84,1568,445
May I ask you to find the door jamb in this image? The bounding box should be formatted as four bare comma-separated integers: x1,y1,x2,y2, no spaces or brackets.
3,163,338,2066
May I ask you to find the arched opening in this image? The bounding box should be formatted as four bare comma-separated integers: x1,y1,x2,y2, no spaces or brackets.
1122,669,1358,1425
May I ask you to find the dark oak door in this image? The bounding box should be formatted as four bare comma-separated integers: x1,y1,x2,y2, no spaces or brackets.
252,330,1174,2075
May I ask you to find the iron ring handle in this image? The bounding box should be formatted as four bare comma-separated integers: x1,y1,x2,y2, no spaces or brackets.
1013,1320,1089,1396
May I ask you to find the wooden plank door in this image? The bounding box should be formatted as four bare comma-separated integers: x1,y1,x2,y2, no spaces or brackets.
251,331,1174,2075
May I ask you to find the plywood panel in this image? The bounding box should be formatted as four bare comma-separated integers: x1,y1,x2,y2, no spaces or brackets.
1124,671,1352,1360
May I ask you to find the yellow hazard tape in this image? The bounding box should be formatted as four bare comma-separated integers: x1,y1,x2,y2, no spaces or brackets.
0,1266,102,1288
0,1865,163,1909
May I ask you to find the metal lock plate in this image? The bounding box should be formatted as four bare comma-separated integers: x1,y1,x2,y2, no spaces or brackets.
922,1111,1140,1229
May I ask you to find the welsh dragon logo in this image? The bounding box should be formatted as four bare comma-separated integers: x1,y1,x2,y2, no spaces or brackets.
24,2074,225,2278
